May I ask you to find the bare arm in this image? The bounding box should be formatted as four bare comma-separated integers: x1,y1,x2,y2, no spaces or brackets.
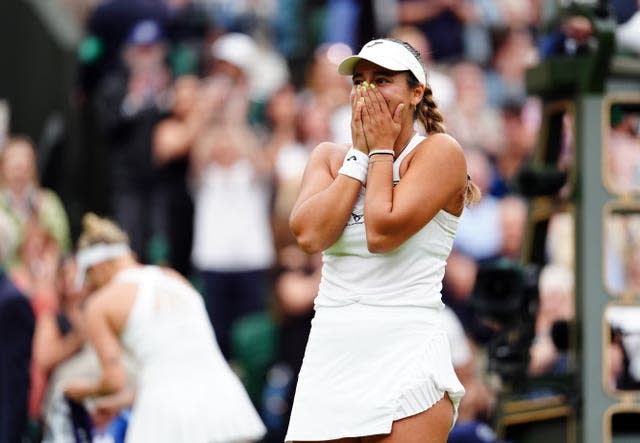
289,142,362,254
33,312,84,373
365,134,467,252
64,288,128,400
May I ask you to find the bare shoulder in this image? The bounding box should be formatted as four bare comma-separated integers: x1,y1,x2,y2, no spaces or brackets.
159,266,192,287
310,141,349,160
308,141,350,174
85,281,137,315
413,133,466,170
422,133,464,155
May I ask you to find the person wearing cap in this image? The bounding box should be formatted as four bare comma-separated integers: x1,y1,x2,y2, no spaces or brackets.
93,19,171,266
63,213,266,443
285,38,481,442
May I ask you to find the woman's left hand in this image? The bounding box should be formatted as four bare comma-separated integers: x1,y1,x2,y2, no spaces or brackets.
360,84,403,149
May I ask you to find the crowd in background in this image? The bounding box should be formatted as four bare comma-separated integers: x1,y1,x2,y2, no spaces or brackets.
1,0,640,442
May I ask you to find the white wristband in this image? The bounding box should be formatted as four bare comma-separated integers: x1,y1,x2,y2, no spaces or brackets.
368,149,395,157
338,148,369,184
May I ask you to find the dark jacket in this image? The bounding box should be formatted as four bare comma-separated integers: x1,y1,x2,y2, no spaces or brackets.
0,271,35,443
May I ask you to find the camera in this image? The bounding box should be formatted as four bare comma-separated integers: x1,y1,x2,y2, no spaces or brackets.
470,259,540,390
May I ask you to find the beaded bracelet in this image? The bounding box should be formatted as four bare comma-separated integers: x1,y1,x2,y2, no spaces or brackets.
368,149,395,157
338,148,369,184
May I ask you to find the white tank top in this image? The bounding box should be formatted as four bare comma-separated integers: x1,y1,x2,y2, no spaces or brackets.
316,133,460,308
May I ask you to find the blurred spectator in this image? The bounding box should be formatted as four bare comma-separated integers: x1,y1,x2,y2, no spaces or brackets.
546,211,575,270
271,0,327,87
489,100,539,197
190,122,275,360
612,0,639,24
164,0,212,76
539,13,597,59
606,105,640,193
443,250,496,345
152,74,210,277
616,0,640,55
388,25,456,113
0,135,73,438
528,263,575,376
0,210,35,443
498,195,528,260
206,31,290,114
77,0,172,99
454,149,503,262
299,42,353,144
7,215,63,436
446,61,504,155
396,0,477,62
321,0,391,52
93,19,172,264
35,257,90,442
0,136,71,268
262,83,311,251
605,211,640,295
606,305,640,390
485,26,538,107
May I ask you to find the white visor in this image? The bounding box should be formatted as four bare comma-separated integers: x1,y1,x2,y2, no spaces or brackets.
338,39,426,86
75,243,131,289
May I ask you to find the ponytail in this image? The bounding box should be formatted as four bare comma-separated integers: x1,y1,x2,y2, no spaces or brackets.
464,176,482,207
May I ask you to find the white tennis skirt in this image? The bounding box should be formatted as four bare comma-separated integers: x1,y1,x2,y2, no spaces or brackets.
285,303,465,442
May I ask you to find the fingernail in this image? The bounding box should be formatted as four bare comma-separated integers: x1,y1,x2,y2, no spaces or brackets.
363,81,369,88
358,97,365,104
370,83,376,89
399,103,405,111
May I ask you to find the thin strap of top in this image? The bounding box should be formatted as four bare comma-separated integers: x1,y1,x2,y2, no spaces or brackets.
393,133,426,179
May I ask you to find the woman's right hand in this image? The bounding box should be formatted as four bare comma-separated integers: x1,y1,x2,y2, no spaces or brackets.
350,85,368,154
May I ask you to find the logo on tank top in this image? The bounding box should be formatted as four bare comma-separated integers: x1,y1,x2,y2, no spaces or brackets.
346,212,364,227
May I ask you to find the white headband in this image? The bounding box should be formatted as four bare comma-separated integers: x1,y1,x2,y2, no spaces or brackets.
75,243,131,289
338,39,426,86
